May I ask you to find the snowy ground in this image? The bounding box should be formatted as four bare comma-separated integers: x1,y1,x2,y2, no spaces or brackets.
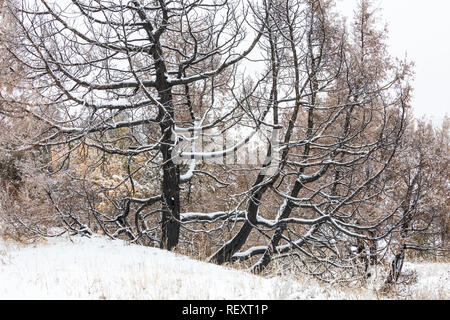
0,235,448,300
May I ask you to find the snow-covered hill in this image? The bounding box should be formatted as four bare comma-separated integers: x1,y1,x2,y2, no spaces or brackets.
0,235,448,300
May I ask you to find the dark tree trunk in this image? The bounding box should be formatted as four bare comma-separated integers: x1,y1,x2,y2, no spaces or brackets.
157,82,180,251
152,38,180,250
160,150,180,250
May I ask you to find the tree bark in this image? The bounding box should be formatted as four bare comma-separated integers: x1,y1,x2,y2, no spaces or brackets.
156,72,180,251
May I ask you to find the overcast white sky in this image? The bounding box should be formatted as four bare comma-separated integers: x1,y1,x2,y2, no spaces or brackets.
336,0,450,124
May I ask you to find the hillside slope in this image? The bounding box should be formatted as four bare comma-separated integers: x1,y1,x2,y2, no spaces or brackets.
0,235,448,300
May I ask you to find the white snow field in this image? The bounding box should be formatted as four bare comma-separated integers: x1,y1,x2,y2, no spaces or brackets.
0,235,448,300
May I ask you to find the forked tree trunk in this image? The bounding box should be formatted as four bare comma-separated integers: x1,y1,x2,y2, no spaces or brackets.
211,174,271,264
385,246,405,287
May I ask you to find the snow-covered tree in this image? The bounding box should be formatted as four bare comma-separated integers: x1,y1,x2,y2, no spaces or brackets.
209,0,412,281
2,0,272,249
5,0,441,284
